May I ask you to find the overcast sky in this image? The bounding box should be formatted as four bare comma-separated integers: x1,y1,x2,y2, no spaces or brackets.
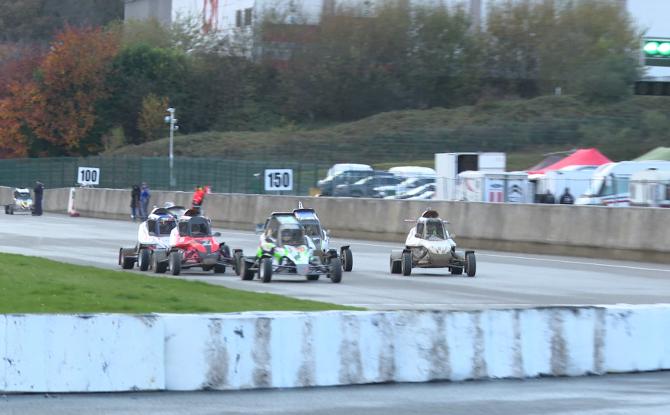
628,0,670,77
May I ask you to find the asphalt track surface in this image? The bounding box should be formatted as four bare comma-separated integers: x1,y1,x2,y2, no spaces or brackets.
0,213,669,310
2,372,670,415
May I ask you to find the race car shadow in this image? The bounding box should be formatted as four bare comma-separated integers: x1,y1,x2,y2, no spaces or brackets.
398,272,474,278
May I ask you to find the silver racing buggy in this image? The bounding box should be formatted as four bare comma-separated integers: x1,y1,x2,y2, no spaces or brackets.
293,203,353,272
5,188,33,215
390,210,476,277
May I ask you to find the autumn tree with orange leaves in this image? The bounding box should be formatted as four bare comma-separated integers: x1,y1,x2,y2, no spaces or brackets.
0,27,119,157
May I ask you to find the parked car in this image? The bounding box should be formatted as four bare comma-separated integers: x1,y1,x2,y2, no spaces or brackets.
388,183,436,200
374,176,435,199
333,171,402,197
317,164,373,196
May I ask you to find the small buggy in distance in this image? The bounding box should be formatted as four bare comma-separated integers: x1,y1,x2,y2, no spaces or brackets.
5,188,33,215
390,210,476,277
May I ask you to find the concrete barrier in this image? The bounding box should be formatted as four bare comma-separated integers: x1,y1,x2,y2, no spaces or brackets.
1,314,165,392
50,187,670,263
1,305,669,392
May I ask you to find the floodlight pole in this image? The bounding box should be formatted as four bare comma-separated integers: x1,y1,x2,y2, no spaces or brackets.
167,107,176,188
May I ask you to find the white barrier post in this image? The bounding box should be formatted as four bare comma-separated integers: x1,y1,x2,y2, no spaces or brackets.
67,187,80,217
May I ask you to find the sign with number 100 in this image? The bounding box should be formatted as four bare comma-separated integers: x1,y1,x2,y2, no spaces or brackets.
264,169,293,191
77,167,100,186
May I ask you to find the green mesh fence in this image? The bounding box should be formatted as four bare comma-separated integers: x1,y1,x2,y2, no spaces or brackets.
0,157,329,195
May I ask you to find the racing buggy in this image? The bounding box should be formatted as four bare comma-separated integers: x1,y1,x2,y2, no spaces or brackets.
118,207,177,272
5,188,33,215
238,212,342,283
293,203,353,272
156,208,241,276
390,210,476,277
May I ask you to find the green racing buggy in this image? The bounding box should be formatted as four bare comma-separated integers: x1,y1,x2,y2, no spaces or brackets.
237,212,343,283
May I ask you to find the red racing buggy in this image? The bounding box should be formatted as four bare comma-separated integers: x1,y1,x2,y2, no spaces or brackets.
152,209,241,275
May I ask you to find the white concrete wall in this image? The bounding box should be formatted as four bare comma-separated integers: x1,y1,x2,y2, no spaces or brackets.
1,306,669,392
1,314,164,392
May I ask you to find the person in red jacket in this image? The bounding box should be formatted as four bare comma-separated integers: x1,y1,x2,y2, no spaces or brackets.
192,185,210,214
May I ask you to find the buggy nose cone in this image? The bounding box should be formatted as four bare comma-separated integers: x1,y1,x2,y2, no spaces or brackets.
201,253,218,265
296,264,309,275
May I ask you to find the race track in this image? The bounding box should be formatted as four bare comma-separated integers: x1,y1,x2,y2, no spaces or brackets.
1,213,669,310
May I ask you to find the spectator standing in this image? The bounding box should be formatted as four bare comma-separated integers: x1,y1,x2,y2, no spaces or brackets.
543,189,556,204
32,180,44,216
130,184,140,221
140,183,151,220
559,188,575,205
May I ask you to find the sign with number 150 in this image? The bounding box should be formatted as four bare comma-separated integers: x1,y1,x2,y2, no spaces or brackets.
264,169,293,191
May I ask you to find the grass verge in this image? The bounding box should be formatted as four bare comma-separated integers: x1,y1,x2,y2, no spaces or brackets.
0,253,359,314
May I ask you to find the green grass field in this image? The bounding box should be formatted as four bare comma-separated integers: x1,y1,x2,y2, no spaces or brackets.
0,253,357,314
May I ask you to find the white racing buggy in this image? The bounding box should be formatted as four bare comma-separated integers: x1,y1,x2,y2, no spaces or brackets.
5,188,33,215
390,210,476,277
238,212,342,283
293,203,353,272
119,207,177,272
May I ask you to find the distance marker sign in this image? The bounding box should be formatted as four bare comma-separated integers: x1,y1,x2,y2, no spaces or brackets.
77,167,100,186
264,169,293,191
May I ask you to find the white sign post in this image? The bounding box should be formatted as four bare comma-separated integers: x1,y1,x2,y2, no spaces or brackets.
77,167,100,186
264,169,293,192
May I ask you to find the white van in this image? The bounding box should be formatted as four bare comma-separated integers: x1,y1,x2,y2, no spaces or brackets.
629,169,670,207
575,161,670,206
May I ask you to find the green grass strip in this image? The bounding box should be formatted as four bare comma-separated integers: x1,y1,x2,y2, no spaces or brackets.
0,253,359,314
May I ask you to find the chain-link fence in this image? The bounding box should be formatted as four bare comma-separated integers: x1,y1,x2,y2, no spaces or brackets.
0,156,330,195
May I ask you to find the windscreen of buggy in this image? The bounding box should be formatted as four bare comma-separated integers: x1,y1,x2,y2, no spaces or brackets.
157,218,176,235
279,227,304,246
424,219,446,240
302,222,321,238
14,192,30,200
188,218,211,237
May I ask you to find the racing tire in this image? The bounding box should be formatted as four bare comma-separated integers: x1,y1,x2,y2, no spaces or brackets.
153,254,168,274
401,252,412,276
390,257,401,274
465,252,476,277
8,206,13,215
233,251,243,276
169,251,182,276
202,265,213,271
214,264,226,274
4,205,8,214
341,248,353,272
306,275,320,281
239,258,254,281
450,266,463,275
259,258,273,283
329,258,342,283
138,248,150,271
220,244,231,259
119,248,134,270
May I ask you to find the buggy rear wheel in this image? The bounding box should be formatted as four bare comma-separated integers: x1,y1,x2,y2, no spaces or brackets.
169,251,182,276
401,251,412,276
341,248,353,272
259,258,272,283
450,266,463,275
240,258,254,281
138,248,150,271
329,258,342,283
119,248,135,269
390,257,401,274
214,264,226,274
465,252,476,277
233,251,243,276
153,253,167,274
306,275,320,281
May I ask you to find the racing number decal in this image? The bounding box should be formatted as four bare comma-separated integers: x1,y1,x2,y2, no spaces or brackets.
264,169,293,191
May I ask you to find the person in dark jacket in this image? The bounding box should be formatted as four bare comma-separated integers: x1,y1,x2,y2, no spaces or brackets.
32,181,44,216
559,188,575,205
543,189,555,204
130,184,141,221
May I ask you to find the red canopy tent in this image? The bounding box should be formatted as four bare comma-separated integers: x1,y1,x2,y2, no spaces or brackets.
527,148,612,175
